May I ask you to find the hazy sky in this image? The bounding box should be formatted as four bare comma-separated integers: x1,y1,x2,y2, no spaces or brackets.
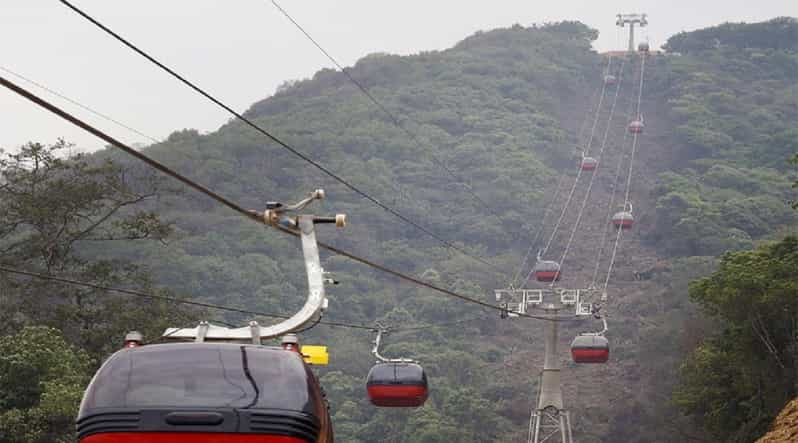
2,1,796,153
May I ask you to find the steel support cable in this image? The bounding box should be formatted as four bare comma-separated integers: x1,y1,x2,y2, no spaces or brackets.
508,172,567,289
603,56,647,293
0,65,161,145
549,59,627,289
0,265,374,330
270,0,545,276
539,56,613,258
59,0,502,275
269,1,495,212
0,264,483,333
0,74,564,323
589,61,640,287
508,66,608,289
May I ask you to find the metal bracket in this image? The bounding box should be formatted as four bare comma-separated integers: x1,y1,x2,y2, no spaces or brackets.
163,189,345,342
372,328,414,363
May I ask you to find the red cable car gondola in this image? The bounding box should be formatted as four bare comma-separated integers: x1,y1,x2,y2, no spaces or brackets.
612,211,634,229
604,75,617,86
628,120,644,134
534,260,561,282
77,343,333,443
571,334,610,363
366,362,429,407
580,156,598,171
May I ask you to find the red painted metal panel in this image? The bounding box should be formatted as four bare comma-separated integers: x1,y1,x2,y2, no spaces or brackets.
367,385,428,407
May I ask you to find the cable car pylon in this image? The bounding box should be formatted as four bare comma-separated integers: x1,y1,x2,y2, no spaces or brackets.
531,311,573,443
494,287,603,443
616,13,648,53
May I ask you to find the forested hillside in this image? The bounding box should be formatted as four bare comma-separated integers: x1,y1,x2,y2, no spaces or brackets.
2,17,797,443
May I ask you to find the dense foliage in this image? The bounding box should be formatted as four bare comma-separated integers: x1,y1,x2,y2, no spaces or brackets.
675,237,798,442
664,17,798,53
0,142,197,442
645,20,798,257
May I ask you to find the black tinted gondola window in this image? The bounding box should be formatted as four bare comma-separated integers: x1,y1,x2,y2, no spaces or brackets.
395,364,426,385
82,344,314,410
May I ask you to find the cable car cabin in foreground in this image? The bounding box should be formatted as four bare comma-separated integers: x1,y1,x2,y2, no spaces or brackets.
612,211,634,229
534,260,561,282
77,343,333,443
366,362,428,407
571,335,610,364
580,156,598,171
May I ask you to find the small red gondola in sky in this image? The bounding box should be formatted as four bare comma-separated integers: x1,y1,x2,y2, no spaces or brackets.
612,211,634,229
580,156,598,171
366,329,428,408
534,260,561,282
571,334,610,363
604,74,617,86
367,362,429,407
628,119,644,134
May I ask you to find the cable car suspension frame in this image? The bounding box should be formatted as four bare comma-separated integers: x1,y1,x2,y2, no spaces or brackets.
163,189,346,342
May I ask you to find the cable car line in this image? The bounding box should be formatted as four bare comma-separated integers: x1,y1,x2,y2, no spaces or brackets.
269,0,542,256
0,75,260,221
602,55,647,293
0,65,161,145
0,265,374,330
0,74,563,323
549,59,627,288
0,264,489,334
589,64,639,287
509,64,612,288
539,56,613,259
58,0,503,275
509,173,566,289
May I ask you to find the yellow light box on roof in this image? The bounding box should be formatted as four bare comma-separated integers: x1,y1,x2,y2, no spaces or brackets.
301,345,329,365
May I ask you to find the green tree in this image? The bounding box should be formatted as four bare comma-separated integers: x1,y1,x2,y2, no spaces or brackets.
0,327,91,443
0,141,192,358
674,237,798,441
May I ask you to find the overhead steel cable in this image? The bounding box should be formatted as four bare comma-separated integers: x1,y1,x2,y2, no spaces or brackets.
603,55,647,293
0,65,161,145
508,172,566,289
0,74,562,323
0,265,373,330
539,56,613,258
59,0,502,274
550,59,627,289
508,71,606,289
0,76,259,221
0,265,491,333
590,60,639,288
269,0,515,229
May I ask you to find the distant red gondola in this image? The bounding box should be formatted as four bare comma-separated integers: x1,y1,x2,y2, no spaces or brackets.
366,362,428,407
628,120,644,134
612,211,634,229
604,75,617,86
534,260,561,282
580,156,598,171
571,335,610,363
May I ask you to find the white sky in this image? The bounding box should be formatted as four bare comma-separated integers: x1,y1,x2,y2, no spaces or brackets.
1,1,796,153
